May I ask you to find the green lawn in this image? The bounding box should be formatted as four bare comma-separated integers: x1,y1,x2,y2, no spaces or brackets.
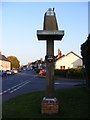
2,87,89,119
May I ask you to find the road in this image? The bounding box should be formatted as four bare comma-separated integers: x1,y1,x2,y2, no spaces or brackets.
0,70,85,103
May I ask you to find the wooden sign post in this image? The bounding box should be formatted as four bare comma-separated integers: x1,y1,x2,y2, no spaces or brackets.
37,8,64,114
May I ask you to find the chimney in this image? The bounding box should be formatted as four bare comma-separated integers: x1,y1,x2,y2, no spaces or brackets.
58,49,61,58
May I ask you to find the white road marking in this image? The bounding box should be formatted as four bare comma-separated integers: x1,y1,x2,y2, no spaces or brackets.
0,90,7,95
1,80,31,95
10,81,31,93
55,82,80,85
0,92,2,95
3,90,7,93
11,81,28,89
8,89,10,91
1,74,38,96
55,82,61,85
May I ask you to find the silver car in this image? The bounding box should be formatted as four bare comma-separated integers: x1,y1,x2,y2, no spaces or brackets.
6,70,14,75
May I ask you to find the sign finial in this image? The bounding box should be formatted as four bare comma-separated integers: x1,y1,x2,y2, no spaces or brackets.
43,8,58,30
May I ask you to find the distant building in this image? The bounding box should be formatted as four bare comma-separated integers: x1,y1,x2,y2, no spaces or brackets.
0,53,11,71
27,62,33,70
27,59,46,70
55,51,83,70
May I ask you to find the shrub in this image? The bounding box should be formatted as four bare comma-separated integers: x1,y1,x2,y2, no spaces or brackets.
55,69,67,77
35,69,40,73
81,34,90,90
67,68,82,79
55,68,83,79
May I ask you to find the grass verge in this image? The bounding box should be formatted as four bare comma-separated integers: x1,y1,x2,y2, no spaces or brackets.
2,87,89,119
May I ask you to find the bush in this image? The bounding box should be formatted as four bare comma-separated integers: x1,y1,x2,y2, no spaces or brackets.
67,68,82,78
35,68,40,73
55,68,83,79
81,34,90,90
55,69,67,77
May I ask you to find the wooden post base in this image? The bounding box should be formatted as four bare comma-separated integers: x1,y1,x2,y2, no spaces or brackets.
41,97,59,114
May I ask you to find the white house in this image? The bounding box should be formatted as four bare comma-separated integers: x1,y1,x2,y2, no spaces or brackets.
0,53,11,71
55,51,83,70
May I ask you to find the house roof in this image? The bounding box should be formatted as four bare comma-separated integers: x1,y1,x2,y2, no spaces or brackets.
0,54,10,62
55,51,82,62
54,55,65,62
30,59,46,65
66,51,82,59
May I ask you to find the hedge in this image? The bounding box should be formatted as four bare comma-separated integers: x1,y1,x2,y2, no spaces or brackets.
54,68,83,79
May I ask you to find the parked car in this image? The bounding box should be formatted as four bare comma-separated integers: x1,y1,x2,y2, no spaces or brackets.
39,69,46,76
17,68,21,72
13,69,18,74
0,70,7,77
6,70,14,75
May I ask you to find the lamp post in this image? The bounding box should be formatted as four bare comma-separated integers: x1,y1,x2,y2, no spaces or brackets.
37,8,64,114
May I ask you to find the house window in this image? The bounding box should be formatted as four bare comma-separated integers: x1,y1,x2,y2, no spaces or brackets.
60,66,65,70
60,66,62,69
63,66,65,69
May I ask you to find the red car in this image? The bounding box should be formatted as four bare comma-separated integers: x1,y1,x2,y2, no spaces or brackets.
39,69,46,76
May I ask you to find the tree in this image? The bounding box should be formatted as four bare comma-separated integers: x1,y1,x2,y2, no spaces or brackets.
81,34,90,91
7,56,20,69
